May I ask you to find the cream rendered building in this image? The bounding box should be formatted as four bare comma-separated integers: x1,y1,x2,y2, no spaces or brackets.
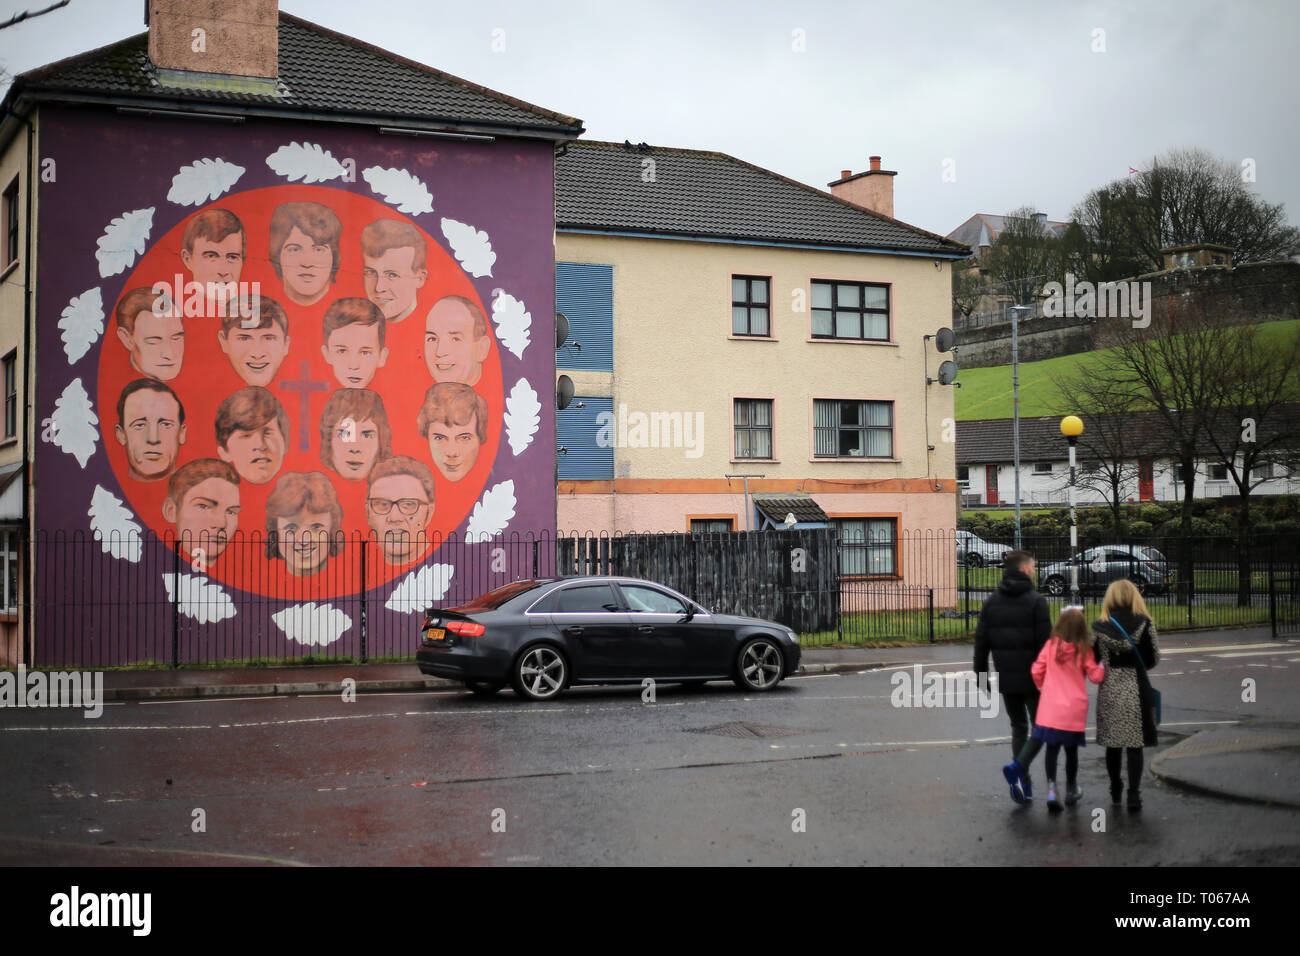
554,143,968,584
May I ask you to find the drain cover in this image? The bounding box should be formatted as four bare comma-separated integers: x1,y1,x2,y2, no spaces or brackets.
687,721,809,739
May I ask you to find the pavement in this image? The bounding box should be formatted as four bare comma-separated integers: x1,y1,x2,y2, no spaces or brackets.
12,626,1300,811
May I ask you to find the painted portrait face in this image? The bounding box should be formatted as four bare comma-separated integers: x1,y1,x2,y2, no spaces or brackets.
117,310,185,381
363,246,426,322
276,509,333,576
182,232,244,289
424,298,489,385
279,225,333,306
165,477,240,561
427,418,482,482
219,323,291,387
115,388,186,481
218,419,286,484
367,473,433,563
322,322,389,389
330,416,381,481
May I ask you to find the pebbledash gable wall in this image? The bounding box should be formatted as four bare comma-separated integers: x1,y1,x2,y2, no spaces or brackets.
30,104,558,664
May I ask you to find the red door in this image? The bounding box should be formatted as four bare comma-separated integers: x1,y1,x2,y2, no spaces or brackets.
1138,458,1154,502
985,466,999,505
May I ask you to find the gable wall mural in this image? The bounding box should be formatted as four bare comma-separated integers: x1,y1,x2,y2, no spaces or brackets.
33,105,557,664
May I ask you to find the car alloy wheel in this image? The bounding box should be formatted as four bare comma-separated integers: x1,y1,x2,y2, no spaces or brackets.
1045,576,1066,597
513,644,567,701
734,637,783,692
966,553,984,568
465,680,504,698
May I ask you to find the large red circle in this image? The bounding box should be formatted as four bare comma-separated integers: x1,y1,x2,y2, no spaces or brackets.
97,184,503,598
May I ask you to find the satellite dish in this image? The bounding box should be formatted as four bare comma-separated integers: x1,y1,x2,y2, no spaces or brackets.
935,327,955,352
937,360,959,386
555,312,570,349
556,374,575,410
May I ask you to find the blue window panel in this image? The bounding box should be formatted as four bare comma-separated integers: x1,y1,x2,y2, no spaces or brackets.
557,396,614,480
556,261,613,372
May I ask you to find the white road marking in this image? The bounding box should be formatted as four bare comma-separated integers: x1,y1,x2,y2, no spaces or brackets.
1165,643,1295,654
140,695,285,705
788,673,841,680
1161,720,1241,727
1213,648,1300,658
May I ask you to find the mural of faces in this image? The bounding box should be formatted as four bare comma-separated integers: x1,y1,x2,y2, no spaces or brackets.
114,379,187,481
366,456,435,564
363,247,427,322
418,383,487,483
424,295,490,386
215,387,289,485
115,287,185,381
181,208,245,309
270,202,341,307
319,388,391,482
322,297,389,389
218,298,291,387
162,459,241,563
266,471,342,577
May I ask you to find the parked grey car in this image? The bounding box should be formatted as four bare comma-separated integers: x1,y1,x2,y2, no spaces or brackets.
956,530,1013,568
1039,545,1173,597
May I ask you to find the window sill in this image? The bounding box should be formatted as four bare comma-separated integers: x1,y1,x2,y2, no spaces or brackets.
0,611,16,623
841,574,902,583
811,457,901,463
806,337,897,346
730,458,778,464
0,260,18,283
727,335,779,343
0,437,15,448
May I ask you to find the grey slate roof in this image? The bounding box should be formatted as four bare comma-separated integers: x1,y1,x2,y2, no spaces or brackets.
10,13,583,138
947,213,1072,249
956,406,1300,465
753,494,830,524
556,140,968,256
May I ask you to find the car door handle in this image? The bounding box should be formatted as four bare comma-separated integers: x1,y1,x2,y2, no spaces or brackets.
564,626,584,636
637,625,654,634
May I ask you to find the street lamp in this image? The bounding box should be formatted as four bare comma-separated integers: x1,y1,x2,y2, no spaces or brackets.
1010,304,1031,549
1060,415,1084,606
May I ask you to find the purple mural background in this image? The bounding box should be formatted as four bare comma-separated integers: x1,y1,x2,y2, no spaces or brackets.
33,105,558,665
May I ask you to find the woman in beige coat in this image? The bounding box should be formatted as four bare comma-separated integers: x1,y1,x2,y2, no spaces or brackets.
1092,579,1159,811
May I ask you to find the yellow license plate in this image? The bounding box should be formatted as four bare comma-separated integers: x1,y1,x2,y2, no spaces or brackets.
424,627,446,642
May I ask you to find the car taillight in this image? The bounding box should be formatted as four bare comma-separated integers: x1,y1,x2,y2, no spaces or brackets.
445,620,485,637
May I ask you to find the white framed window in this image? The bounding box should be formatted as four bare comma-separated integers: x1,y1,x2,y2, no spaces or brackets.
2,529,18,612
834,517,897,576
814,399,892,458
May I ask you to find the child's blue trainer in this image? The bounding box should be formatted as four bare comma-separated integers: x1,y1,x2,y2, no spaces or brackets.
1002,762,1026,805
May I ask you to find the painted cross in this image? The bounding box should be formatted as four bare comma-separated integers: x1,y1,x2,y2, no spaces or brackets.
279,359,329,451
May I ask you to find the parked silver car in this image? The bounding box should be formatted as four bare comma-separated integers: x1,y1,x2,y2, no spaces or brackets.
1039,545,1173,597
956,530,1013,568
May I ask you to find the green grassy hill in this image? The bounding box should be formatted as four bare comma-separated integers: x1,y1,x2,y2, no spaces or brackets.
954,319,1300,421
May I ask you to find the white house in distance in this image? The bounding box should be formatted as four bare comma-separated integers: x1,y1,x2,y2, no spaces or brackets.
956,413,1300,507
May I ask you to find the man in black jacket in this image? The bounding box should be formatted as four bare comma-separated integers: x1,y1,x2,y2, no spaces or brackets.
974,549,1051,803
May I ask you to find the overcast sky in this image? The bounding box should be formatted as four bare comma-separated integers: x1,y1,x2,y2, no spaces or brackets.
2,0,1296,238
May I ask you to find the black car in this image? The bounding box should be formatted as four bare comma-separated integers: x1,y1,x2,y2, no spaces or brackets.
416,576,802,701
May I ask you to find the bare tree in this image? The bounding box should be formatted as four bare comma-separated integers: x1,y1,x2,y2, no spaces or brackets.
1073,148,1300,274
951,258,986,322
985,205,1060,307
1049,374,1144,536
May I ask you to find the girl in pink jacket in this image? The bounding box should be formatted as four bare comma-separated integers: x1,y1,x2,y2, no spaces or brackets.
1029,607,1106,811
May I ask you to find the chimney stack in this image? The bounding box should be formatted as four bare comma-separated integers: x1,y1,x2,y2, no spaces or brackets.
148,0,279,83
829,156,898,219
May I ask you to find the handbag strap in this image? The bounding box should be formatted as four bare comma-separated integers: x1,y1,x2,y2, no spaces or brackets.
1109,616,1150,677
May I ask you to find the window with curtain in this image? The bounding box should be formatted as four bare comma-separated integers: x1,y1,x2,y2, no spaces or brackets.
689,518,734,534
731,275,771,336
734,398,773,459
813,399,892,458
810,280,889,340
833,518,897,576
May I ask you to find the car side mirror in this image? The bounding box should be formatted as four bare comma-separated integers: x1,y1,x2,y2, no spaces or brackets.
679,607,696,623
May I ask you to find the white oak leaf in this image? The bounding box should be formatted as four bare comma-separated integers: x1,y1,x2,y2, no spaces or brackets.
59,287,104,364
385,563,455,613
95,207,154,277
161,573,236,625
88,484,143,563
50,378,99,468
442,217,495,277
265,142,349,184
167,157,246,205
490,288,531,358
465,480,516,542
504,378,541,456
271,602,352,646
362,166,434,214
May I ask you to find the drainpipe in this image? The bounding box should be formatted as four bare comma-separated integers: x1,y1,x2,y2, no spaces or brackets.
18,107,34,665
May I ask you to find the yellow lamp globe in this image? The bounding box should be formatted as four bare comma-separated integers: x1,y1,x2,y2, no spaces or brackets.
1060,415,1084,438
